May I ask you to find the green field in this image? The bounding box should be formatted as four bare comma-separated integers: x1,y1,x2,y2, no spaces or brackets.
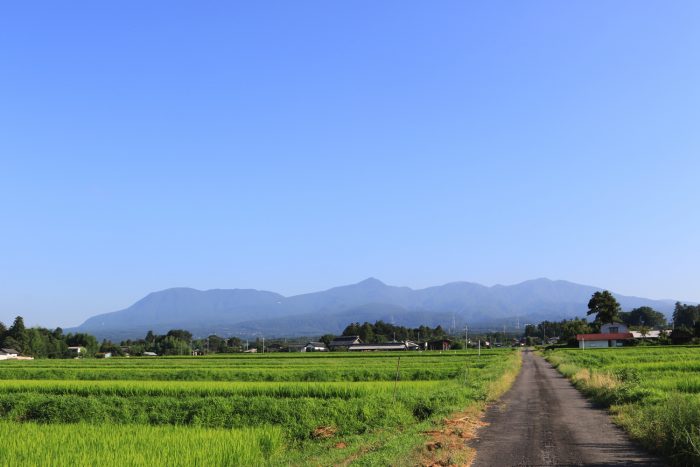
0,350,520,466
545,346,700,465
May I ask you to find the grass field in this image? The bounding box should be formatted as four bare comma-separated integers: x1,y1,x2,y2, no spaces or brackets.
0,350,520,466
545,346,700,465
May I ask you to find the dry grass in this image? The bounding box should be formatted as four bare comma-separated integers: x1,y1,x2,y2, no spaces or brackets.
416,406,485,466
571,368,620,391
487,350,523,400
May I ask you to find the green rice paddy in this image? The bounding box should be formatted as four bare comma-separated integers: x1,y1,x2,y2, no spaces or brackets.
0,350,520,466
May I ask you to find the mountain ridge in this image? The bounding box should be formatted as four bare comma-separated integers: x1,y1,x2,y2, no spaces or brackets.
68,278,679,341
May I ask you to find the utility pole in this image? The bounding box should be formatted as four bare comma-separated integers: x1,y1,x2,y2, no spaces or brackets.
465,325,468,350
542,324,546,344
262,336,265,354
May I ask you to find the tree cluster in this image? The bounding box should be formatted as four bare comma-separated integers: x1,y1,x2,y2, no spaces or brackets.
673,302,700,328
619,306,667,328
120,330,244,356
341,321,447,343
0,316,99,358
669,303,700,344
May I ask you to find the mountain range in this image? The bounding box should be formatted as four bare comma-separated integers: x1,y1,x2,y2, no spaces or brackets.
67,278,678,341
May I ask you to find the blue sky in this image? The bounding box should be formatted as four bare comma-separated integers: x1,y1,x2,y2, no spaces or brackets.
1,1,699,328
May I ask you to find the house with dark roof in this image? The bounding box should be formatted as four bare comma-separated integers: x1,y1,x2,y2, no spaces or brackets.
329,336,362,351
426,339,451,351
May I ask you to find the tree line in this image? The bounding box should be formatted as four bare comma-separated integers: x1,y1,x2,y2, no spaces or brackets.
114,330,245,356
339,321,449,344
0,317,247,358
0,316,99,358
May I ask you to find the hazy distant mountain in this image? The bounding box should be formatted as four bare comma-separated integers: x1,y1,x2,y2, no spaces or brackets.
68,278,678,341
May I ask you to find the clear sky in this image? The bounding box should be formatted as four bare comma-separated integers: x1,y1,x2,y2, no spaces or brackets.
1,1,699,328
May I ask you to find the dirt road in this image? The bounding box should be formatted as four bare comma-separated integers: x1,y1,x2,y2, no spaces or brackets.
469,350,664,466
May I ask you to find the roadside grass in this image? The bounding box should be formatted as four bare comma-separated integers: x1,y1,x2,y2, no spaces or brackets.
544,346,700,465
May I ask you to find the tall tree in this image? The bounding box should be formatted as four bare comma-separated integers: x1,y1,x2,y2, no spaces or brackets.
673,302,699,328
7,316,28,351
587,291,621,324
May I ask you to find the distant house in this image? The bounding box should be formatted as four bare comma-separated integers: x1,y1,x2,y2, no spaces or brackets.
0,348,19,360
303,342,328,352
576,322,633,348
329,336,362,351
426,339,451,351
348,340,420,352
266,343,284,353
286,344,306,352
243,348,257,353
67,346,84,355
142,351,158,357
95,352,112,358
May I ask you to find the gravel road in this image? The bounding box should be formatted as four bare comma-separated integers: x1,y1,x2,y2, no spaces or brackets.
469,350,664,466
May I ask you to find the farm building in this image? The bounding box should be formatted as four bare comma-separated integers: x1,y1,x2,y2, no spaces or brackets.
348,340,420,352
426,339,451,351
67,346,85,356
630,330,672,339
0,348,19,360
576,322,633,348
329,336,362,351
303,342,328,352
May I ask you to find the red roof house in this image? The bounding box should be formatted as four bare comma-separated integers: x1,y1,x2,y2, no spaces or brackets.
576,332,633,348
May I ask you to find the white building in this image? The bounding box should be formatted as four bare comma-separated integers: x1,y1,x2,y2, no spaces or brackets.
577,323,633,349
0,348,19,360
303,342,328,352
630,330,672,339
